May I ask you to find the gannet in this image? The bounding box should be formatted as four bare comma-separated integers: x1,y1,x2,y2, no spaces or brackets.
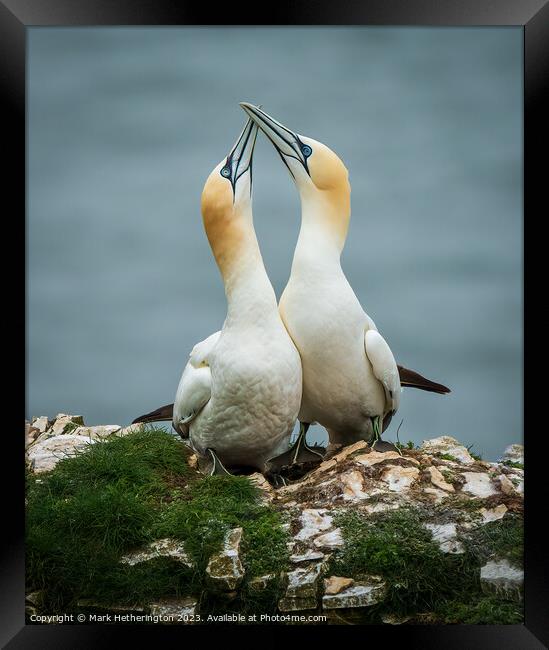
239,103,449,462
134,117,302,475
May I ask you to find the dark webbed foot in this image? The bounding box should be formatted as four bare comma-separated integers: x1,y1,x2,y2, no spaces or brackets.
266,422,324,472
206,448,233,476
371,439,402,455
264,472,288,488
369,416,403,455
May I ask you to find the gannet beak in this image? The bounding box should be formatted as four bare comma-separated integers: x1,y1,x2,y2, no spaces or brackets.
239,102,311,178
221,117,259,197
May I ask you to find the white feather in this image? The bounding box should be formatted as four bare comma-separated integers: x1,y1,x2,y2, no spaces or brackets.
364,329,401,413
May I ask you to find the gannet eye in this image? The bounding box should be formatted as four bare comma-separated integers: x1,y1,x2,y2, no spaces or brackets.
220,167,231,178
301,145,312,158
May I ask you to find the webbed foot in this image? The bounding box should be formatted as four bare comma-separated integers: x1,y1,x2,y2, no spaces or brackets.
266,423,324,472
264,472,288,488
206,448,232,476
369,416,403,456
371,439,402,455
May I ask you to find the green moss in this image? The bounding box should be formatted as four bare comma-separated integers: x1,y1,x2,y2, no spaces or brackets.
502,460,524,470
329,506,522,624
461,514,523,568
440,469,459,485
396,440,417,451
434,596,523,624
466,444,483,462
26,429,288,614
437,453,458,462
154,476,289,577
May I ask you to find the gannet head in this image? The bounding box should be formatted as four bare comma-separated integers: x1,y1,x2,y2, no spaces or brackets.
201,117,259,279
240,103,351,245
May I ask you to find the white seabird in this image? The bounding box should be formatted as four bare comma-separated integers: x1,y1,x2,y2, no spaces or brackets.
134,117,302,475
240,102,449,464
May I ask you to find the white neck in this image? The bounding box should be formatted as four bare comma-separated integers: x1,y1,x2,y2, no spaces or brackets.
222,211,279,328
290,196,346,279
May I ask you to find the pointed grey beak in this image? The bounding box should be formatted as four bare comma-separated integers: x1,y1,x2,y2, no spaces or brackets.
221,117,259,196
239,102,311,178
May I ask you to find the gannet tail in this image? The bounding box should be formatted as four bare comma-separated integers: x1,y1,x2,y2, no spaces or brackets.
132,403,174,424
397,366,450,394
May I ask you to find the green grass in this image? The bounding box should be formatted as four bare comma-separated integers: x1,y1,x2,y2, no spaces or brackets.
434,596,523,624
502,460,524,470
328,507,523,624
437,453,459,462
461,514,524,568
26,427,289,614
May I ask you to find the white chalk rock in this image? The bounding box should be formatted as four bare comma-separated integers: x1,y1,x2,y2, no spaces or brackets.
381,465,420,492
420,436,475,465
425,522,464,554
322,577,387,609
206,528,244,591
480,559,523,598
461,472,498,498
26,434,96,473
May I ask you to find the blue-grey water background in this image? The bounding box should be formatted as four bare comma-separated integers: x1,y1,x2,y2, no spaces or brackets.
27,27,522,461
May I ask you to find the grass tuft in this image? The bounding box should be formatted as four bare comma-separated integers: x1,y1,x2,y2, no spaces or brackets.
329,506,522,623
26,427,289,614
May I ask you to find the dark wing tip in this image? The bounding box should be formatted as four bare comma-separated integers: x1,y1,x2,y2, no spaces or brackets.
131,403,174,424
397,365,451,395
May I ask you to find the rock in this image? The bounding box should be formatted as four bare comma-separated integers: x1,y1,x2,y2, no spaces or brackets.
423,487,451,503
26,422,40,447
500,444,523,466
480,559,523,598
496,474,516,495
206,527,244,591
461,472,498,498
31,416,49,434
354,450,402,467
341,469,369,500
26,434,97,473
25,591,45,607
322,577,387,609
290,550,325,563
73,425,122,439
381,613,412,625
424,523,464,554
381,465,420,492
248,472,274,501
420,436,475,465
50,414,85,436
329,440,369,463
295,509,334,541
479,504,508,524
425,466,455,492
77,599,147,615
118,423,145,436
248,574,277,591
313,528,344,550
278,562,322,612
187,454,198,469
324,576,354,595
120,539,193,568
149,598,197,622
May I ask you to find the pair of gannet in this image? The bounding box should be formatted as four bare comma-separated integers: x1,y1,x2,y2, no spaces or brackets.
134,104,449,475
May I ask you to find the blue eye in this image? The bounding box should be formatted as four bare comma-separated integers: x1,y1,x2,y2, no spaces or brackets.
220,167,231,178
302,145,312,157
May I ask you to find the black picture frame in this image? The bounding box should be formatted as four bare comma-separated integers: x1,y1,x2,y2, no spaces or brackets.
5,1,547,647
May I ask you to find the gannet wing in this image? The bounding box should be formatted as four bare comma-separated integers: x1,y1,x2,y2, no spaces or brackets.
364,329,401,413
132,403,174,424
173,331,221,436
397,365,450,394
